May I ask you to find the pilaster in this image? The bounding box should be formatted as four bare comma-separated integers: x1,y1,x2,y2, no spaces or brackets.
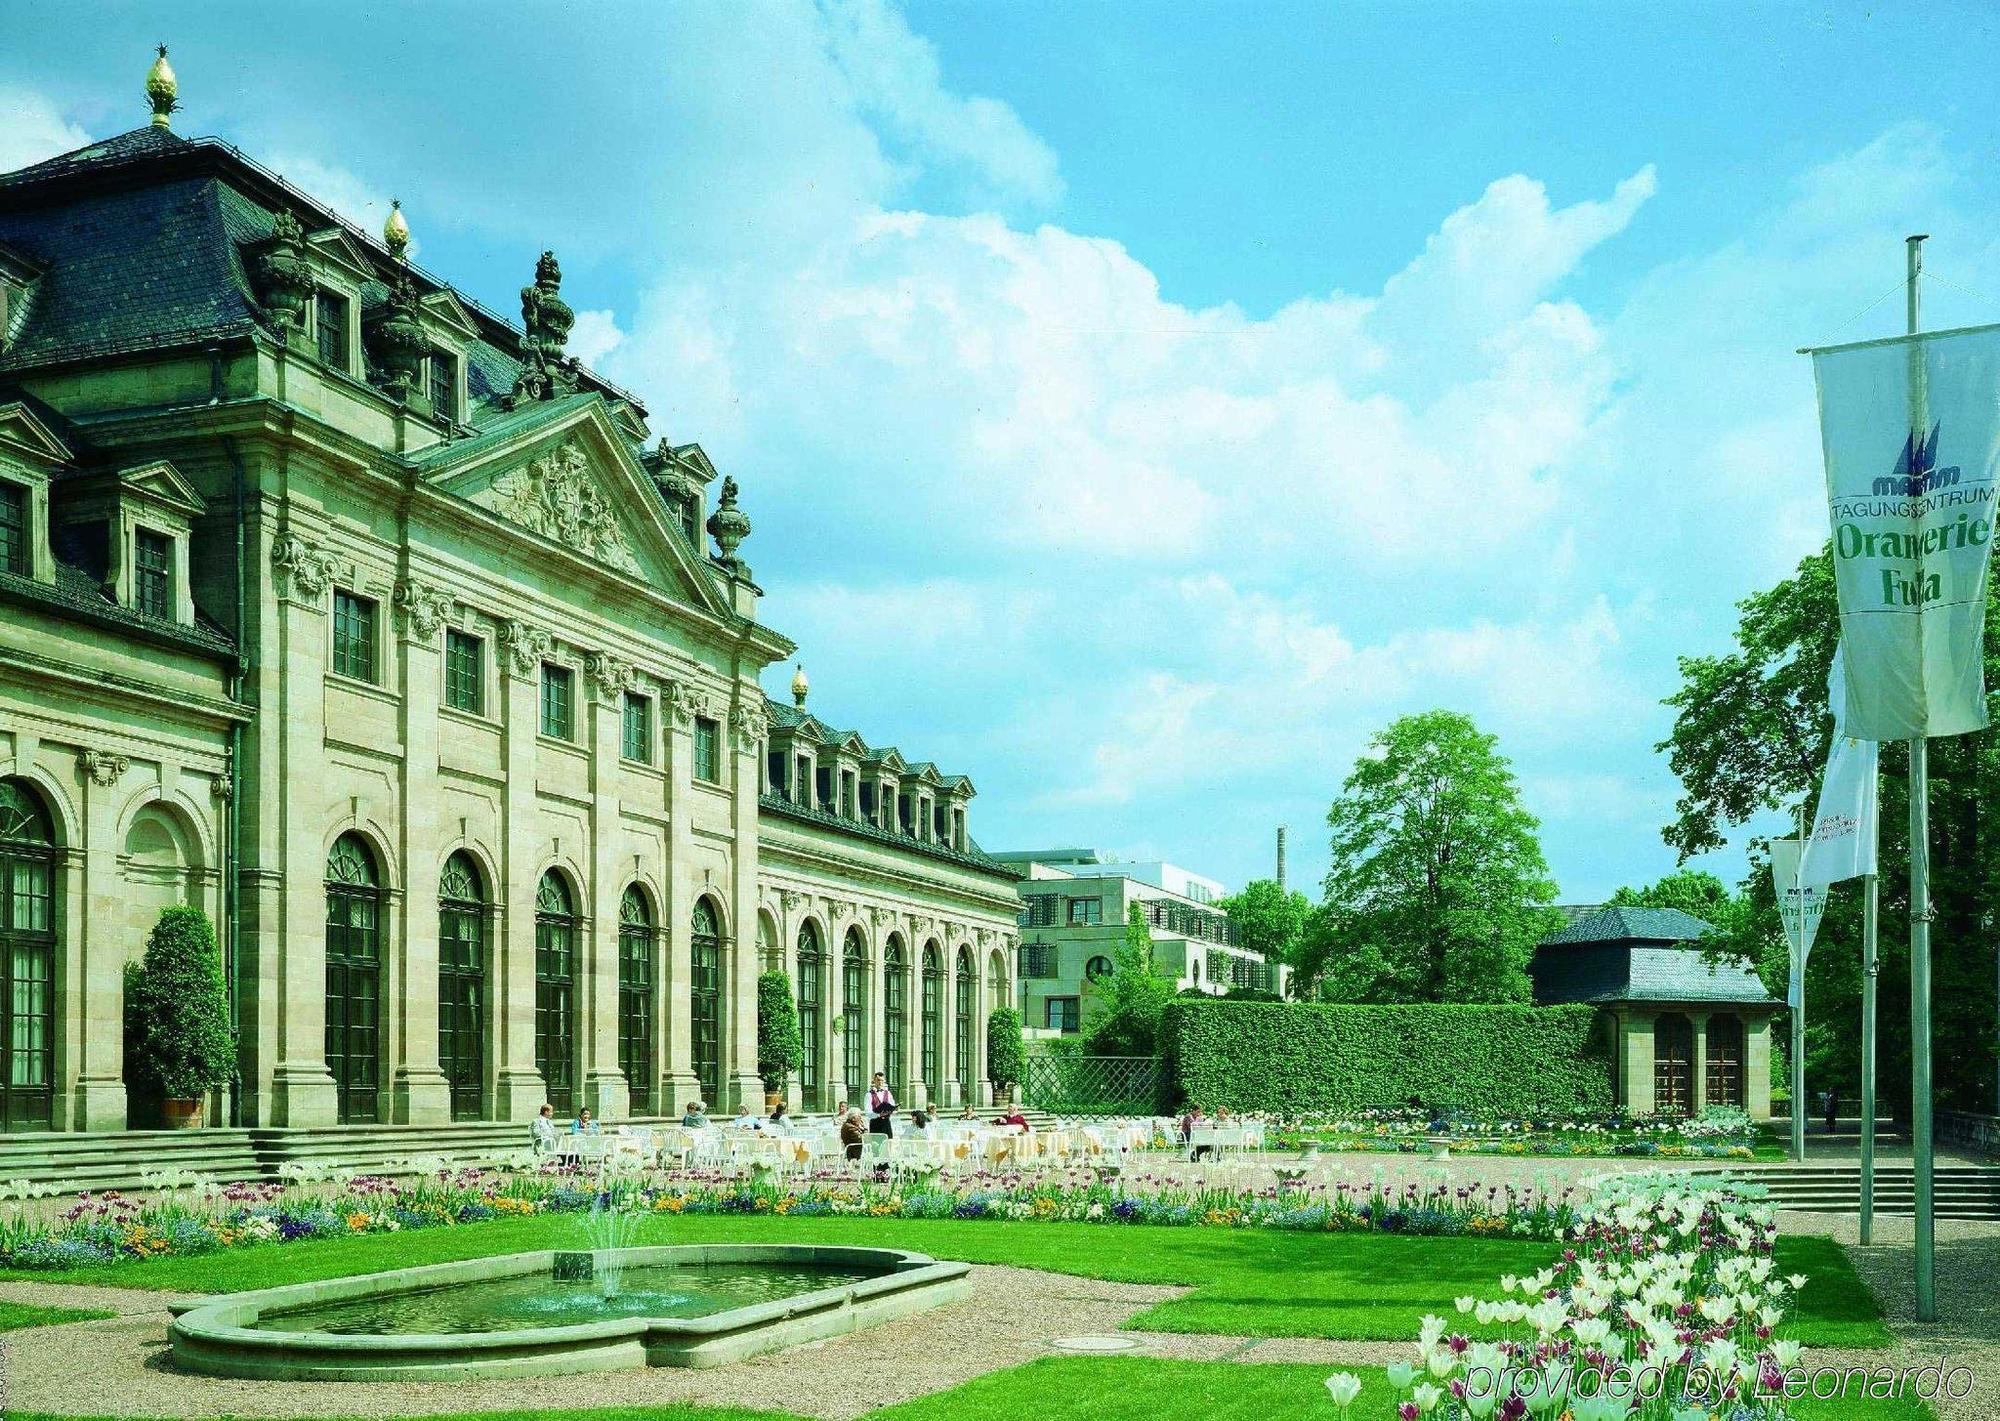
726,697,767,1113
71,748,130,1129
1622,1011,1657,1117
493,619,549,1120
583,653,630,1120
390,578,451,1124
659,678,700,1111
1689,1010,1711,1114
1745,1014,1774,1120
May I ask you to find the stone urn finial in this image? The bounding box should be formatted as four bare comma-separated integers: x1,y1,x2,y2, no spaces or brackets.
705,475,752,574
383,198,410,261
791,663,810,708
146,44,178,129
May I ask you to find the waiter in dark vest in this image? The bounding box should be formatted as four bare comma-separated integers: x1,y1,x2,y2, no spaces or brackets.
867,1072,897,1138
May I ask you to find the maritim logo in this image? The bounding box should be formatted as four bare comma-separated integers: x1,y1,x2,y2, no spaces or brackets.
1873,422,1960,497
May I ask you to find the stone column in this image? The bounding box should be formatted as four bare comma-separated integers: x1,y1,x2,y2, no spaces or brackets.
1745,1014,1774,1121
1622,1011,1657,1116
493,620,549,1121
659,680,701,1111
727,699,767,1114
71,748,130,1130
268,534,339,1125
390,580,451,1124
582,654,630,1121
1689,1010,1711,1115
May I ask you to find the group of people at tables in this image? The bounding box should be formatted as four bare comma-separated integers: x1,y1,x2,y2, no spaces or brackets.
529,1071,1036,1166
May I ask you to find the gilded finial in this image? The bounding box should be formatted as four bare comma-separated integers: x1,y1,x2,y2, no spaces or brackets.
146,44,179,130
383,199,410,260
790,664,810,707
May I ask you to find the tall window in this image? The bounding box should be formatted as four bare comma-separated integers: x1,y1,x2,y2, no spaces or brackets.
987,951,1008,1039
883,938,908,1093
796,922,824,1110
1045,997,1079,1033
953,947,974,1098
315,288,350,369
428,350,456,419
622,692,652,764
1706,1016,1745,1109
841,928,868,1101
133,528,172,619
332,590,377,682
619,887,656,1114
444,630,483,714
0,482,24,575
690,897,724,1109
0,781,56,1131
693,715,720,783
437,852,485,1121
324,834,382,1124
1653,1013,1694,1116
535,870,577,1112
920,943,941,1101
540,663,573,740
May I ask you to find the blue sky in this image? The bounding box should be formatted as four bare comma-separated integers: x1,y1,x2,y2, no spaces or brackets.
7,2,2000,901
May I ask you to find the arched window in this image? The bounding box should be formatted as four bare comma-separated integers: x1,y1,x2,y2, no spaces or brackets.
1084,955,1114,983
920,942,942,1101
325,834,382,1124
437,852,485,1121
883,937,908,1095
0,781,56,1131
987,949,1007,1021
535,870,578,1113
690,897,724,1109
841,928,868,1102
796,921,824,1109
953,945,974,1098
619,887,656,1114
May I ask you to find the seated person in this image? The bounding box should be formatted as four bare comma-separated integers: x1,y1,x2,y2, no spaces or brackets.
572,1106,600,1135
732,1105,762,1130
680,1100,709,1128
769,1100,793,1130
530,1102,559,1155
839,1108,866,1162
906,1108,934,1139
993,1107,1031,1131
959,1103,978,1121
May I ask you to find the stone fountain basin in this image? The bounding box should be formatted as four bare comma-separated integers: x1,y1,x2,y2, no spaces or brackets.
168,1244,971,1379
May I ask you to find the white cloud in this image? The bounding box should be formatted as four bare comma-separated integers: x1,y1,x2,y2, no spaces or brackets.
263,151,405,247
0,86,88,172
569,309,625,368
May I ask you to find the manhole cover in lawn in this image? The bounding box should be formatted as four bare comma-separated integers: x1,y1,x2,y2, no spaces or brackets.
1050,1335,1139,1353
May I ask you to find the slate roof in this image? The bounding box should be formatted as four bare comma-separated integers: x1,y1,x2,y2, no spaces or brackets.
1530,906,1776,1008
765,698,972,792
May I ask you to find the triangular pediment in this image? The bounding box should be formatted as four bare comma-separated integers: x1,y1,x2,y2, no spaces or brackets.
118,459,205,515
306,227,375,281
666,441,719,485
419,288,481,340
0,402,72,467
426,403,727,617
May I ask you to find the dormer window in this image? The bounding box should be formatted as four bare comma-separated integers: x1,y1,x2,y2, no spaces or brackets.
314,288,351,371
428,349,458,421
133,527,172,618
0,481,25,574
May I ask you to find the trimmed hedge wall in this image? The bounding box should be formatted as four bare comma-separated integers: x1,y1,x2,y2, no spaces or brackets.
1161,1000,1613,1115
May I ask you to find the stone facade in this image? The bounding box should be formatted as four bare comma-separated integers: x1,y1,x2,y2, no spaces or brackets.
0,115,1016,1133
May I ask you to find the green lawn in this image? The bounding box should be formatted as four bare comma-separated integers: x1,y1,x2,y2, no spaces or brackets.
0,1211,1890,1347
0,1298,114,1331
0,1358,1939,1421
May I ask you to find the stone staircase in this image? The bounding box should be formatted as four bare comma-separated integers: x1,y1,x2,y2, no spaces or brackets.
1691,1163,2000,1219
0,1108,1070,1195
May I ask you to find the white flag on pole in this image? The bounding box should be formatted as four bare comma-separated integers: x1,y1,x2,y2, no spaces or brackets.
1801,643,1879,887
1809,322,2000,741
1771,837,1827,1009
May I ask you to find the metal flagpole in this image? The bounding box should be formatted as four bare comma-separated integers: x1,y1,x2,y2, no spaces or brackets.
1860,868,1878,1243
1904,232,1936,1322
1791,805,1808,1163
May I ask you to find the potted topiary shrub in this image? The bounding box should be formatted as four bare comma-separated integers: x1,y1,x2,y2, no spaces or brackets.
755,970,803,1113
126,907,235,1129
986,1005,1026,1107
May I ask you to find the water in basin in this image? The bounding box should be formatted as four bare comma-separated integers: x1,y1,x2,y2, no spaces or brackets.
256,1262,879,1335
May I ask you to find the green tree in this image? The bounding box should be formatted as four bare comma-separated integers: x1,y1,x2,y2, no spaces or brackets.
1084,902,1176,1055
1219,878,1311,978
986,1007,1026,1093
1607,869,1749,938
755,971,803,1091
125,907,235,1103
1309,710,1560,1003
1657,546,2000,1110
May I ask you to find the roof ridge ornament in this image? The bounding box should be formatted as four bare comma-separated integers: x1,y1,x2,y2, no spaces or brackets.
503,248,580,408
706,475,752,578
146,44,178,130
369,199,428,404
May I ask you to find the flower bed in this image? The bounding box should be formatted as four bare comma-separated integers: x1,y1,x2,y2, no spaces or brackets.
0,1161,1577,1272
1268,1106,1759,1160
1341,1171,1814,1419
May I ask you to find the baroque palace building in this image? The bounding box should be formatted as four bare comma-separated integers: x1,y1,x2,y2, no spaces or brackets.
0,53,1019,1134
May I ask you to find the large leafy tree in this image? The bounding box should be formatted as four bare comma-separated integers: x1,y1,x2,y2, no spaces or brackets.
1658,547,2000,1109
1219,878,1311,977
1085,902,1177,1055
1606,869,1751,942
1309,710,1560,1003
